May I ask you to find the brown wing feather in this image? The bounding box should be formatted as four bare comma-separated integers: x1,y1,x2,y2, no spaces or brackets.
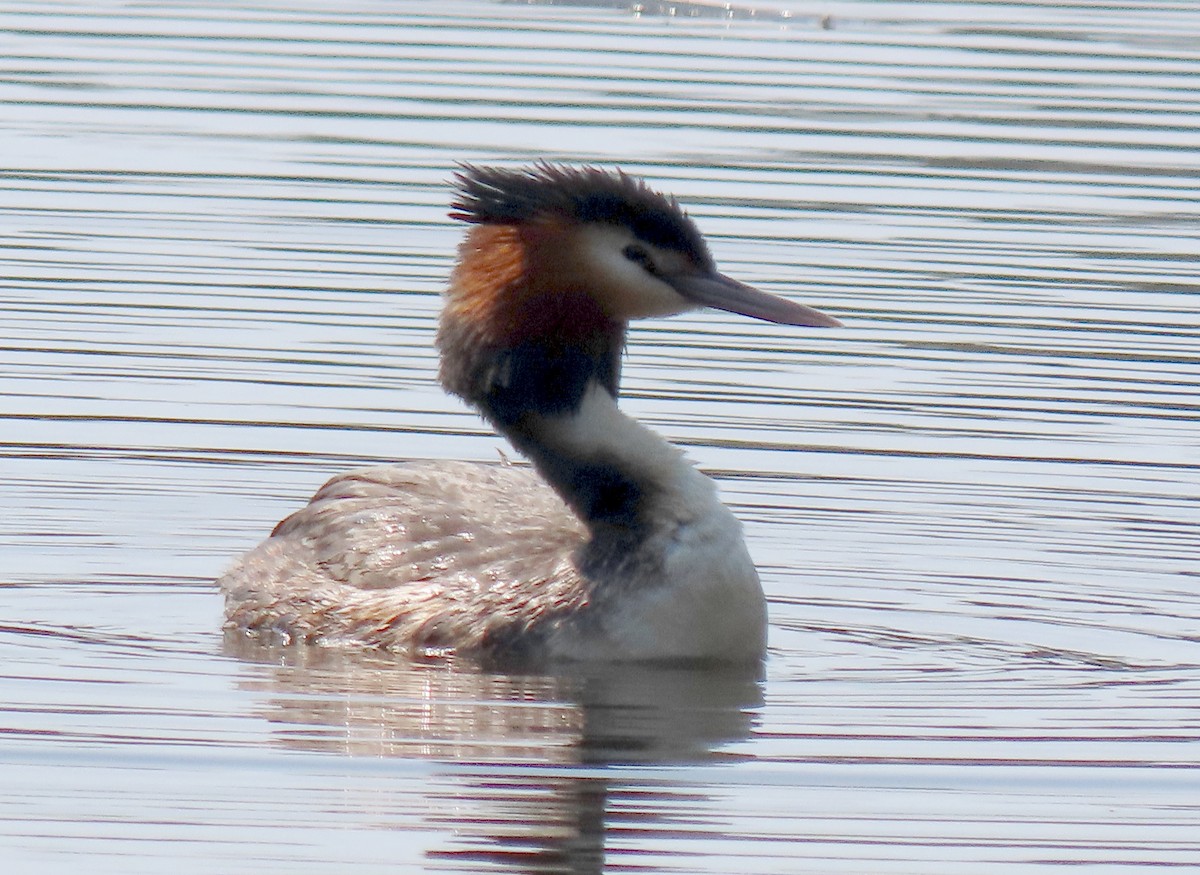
218,461,590,655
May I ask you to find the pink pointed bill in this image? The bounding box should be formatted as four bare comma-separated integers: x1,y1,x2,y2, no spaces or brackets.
666,272,842,328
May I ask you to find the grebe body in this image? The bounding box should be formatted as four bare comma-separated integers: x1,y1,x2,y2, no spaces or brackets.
218,164,839,663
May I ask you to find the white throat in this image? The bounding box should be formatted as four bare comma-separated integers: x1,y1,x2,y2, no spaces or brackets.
528,384,768,661
534,383,690,503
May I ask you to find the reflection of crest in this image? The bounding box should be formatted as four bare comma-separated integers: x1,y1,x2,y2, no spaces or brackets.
225,635,763,868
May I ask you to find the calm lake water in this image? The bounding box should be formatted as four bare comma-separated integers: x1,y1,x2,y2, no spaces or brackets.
2,0,1199,872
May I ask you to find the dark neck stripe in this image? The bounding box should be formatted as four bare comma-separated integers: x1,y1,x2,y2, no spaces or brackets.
519,443,645,530
440,316,625,425
439,318,654,543
477,338,620,426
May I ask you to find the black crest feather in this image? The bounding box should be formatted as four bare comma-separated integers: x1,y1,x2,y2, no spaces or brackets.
450,163,712,266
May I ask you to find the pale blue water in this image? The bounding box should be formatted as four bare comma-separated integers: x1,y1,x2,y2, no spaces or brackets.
2,1,1199,872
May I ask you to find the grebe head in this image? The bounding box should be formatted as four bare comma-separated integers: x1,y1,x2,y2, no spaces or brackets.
438,163,840,431
444,163,841,336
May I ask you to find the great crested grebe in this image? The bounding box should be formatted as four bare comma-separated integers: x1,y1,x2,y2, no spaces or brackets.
219,164,840,663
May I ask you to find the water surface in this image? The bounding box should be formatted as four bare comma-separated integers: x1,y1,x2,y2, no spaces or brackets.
2,1,1199,872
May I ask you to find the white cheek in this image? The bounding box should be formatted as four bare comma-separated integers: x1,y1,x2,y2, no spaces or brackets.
577,227,694,320
604,263,691,319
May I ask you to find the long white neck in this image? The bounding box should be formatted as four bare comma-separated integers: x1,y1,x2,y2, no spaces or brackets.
526,382,767,660
438,314,766,659
513,382,710,542
519,382,768,659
